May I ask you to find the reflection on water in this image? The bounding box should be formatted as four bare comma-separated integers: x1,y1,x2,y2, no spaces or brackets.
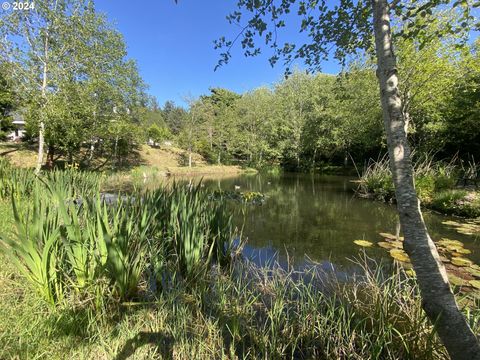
178,173,480,269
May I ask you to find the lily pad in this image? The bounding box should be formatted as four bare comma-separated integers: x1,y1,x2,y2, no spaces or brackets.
471,264,480,271
405,269,416,277
469,280,480,289
448,274,469,287
446,245,465,253
465,267,480,278
353,240,373,247
451,258,473,267
390,249,410,263
438,238,464,247
442,220,462,226
454,248,471,255
385,240,403,249
379,232,404,241
378,241,394,249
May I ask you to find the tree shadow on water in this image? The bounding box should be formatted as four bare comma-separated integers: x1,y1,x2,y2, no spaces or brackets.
114,331,174,360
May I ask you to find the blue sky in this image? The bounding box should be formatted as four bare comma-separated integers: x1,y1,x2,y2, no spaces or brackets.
95,1,340,107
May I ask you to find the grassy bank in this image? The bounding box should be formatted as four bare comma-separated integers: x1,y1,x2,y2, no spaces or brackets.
356,156,480,218
0,160,479,359
3,254,477,360
0,142,255,177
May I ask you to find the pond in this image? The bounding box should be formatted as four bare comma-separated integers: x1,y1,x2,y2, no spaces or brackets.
185,173,480,270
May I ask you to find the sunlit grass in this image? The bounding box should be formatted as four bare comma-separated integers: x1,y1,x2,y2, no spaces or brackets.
0,163,479,359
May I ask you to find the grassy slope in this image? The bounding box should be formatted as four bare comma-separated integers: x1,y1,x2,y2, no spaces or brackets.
0,142,250,176
138,145,246,175
0,142,37,168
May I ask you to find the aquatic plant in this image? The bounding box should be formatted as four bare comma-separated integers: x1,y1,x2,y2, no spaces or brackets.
0,170,237,304
210,189,266,205
376,230,480,301
0,192,64,306
0,158,36,199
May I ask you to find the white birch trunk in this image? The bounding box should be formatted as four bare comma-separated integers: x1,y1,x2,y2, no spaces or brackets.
35,35,49,175
371,1,480,358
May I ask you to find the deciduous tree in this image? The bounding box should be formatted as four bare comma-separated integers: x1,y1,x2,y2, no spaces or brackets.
215,0,480,357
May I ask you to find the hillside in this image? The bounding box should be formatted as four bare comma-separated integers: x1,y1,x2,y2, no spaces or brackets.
0,142,248,176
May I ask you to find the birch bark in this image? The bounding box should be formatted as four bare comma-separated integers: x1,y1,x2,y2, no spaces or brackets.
371,0,480,358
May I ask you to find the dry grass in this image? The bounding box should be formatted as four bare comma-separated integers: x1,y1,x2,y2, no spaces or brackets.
0,142,38,168
139,145,246,175
0,142,248,176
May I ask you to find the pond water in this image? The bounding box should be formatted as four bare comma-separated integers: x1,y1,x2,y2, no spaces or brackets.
190,173,480,270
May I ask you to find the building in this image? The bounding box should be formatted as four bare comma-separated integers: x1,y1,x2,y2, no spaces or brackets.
6,113,26,141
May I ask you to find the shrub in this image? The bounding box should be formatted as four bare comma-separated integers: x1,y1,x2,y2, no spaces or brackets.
429,190,480,218
415,175,436,202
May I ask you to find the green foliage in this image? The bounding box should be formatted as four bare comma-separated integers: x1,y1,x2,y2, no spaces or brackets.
146,124,171,145
415,175,436,202
0,65,16,140
216,0,477,73
162,100,188,135
430,190,480,218
0,167,237,304
211,190,266,205
0,0,148,166
0,159,36,199
357,155,480,217
3,253,476,359
97,196,155,299
1,190,64,306
358,157,395,201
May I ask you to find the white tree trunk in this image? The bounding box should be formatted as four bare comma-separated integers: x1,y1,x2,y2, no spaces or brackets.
371,1,480,358
35,120,45,174
35,33,49,174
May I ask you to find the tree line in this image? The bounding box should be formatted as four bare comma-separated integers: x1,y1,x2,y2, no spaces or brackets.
151,25,479,171
1,3,478,173
0,0,149,170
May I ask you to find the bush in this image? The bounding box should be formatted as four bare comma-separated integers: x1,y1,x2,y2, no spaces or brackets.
357,155,477,217
358,157,395,201
430,190,480,218
415,175,436,202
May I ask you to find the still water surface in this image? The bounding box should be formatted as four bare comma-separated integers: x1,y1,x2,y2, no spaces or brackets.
193,173,480,269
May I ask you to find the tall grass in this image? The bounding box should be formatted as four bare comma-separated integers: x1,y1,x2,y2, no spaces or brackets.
357,154,480,217
1,164,479,358
3,252,476,359
0,166,237,305
0,190,64,305
0,158,102,201
358,154,459,202
204,260,435,359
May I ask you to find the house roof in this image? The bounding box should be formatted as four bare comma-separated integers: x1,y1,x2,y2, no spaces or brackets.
10,112,25,125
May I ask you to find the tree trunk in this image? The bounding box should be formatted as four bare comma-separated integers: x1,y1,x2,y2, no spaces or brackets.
188,148,192,168
35,37,49,175
35,121,45,174
371,1,480,358
46,144,54,169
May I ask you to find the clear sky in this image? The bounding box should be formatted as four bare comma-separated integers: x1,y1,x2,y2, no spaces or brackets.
95,0,341,107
